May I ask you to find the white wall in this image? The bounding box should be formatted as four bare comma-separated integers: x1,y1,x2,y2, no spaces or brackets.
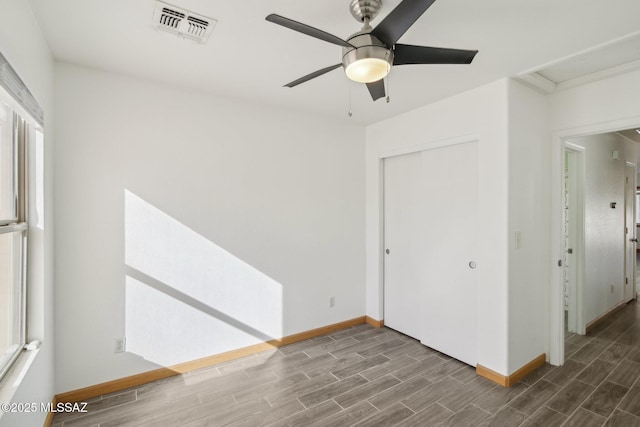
0,1,54,427
506,80,551,373
54,63,366,393
549,69,640,132
365,80,511,375
565,133,636,324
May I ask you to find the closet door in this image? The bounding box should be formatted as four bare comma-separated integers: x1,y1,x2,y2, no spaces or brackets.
383,151,425,340
384,141,479,366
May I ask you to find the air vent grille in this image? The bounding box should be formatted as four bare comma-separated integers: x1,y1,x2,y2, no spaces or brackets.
153,1,216,44
160,8,184,29
187,16,208,38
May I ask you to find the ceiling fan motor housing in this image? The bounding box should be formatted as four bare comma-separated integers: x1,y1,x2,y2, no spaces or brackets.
349,0,383,22
342,31,394,83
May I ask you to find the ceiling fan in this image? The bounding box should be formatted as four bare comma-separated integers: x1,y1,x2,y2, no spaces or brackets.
265,0,478,102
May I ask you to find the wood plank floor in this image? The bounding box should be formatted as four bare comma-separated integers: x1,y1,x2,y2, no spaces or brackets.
52,300,640,426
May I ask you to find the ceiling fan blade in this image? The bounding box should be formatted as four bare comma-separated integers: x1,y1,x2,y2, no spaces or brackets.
366,79,386,101
284,64,343,88
371,0,436,46
266,14,354,48
393,44,478,65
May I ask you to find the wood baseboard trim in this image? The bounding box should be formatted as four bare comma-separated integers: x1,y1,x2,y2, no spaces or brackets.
365,316,384,328
477,353,546,387
54,366,183,406
54,316,367,405
507,354,547,386
268,316,366,347
585,301,627,334
476,364,508,387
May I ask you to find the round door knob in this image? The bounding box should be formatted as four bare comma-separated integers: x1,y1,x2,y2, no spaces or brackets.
385,249,390,254
469,261,477,269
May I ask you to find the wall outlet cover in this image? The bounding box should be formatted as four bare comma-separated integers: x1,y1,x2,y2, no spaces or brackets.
114,337,126,353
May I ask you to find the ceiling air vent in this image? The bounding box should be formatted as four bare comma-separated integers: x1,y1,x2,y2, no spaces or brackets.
152,1,216,44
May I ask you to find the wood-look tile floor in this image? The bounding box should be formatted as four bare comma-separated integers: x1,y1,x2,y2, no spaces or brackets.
53,300,640,426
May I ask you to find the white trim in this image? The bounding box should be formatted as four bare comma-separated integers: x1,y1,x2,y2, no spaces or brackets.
0,52,44,127
562,145,586,338
0,348,40,420
624,162,637,303
555,116,640,141
378,134,478,159
556,60,640,93
517,31,640,94
519,59,640,95
377,158,385,319
551,137,563,366
564,141,585,152
518,30,640,77
0,85,42,131
516,73,557,94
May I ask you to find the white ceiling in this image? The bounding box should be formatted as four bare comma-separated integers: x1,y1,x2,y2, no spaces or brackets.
26,0,640,124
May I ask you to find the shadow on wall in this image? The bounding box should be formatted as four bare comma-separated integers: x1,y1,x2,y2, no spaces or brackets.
124,190,283,367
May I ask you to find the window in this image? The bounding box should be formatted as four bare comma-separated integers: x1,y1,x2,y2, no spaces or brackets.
0,101,28,381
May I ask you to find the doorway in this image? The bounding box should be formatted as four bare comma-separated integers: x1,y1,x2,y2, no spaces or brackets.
553,128,639,365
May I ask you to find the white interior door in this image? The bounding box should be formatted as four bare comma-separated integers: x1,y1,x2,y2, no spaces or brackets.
383,151,424,340
383,141,478,366
625,163,636,302
419,141,478,366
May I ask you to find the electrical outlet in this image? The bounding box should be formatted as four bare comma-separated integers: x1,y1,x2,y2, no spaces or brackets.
329,296,335,308
114,337,126,353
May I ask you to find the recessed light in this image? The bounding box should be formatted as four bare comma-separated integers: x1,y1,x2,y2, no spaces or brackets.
636,129,640,134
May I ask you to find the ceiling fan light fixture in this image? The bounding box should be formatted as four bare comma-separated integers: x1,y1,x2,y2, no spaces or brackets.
343,45,393,83
345,57,390,83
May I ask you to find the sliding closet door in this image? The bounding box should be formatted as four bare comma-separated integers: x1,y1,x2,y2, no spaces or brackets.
419,141,478,366
383,151,425,340
384,141,479,366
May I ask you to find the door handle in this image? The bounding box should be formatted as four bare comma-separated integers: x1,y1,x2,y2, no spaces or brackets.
631,238,638,243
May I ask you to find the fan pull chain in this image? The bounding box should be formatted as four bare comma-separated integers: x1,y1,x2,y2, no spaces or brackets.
348,82,353,117
385,65,390,104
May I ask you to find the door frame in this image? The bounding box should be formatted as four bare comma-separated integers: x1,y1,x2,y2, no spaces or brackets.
624,161,637,302
550,115,640,366
563,143,585,337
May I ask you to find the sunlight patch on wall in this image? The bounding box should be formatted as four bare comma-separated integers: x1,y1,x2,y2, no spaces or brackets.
125,275,276,366
124,190,283,366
